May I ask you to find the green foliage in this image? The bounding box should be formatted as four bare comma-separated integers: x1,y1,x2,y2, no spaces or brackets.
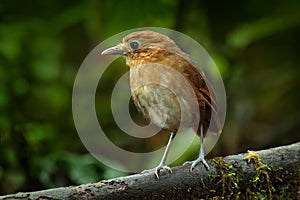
227,13,300,49
0,0,300,195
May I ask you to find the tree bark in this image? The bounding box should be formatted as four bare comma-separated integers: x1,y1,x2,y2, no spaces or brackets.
1,142,299,199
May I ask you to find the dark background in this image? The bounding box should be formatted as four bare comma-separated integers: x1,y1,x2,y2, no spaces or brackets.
1,0,300,194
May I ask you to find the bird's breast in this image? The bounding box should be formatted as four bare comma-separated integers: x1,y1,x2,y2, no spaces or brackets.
129,63,200,131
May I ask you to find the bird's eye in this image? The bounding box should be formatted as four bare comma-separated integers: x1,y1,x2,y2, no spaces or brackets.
130,41,140,50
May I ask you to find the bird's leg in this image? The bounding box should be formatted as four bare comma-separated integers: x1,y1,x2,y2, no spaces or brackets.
142,132,176,179
184,125,210,172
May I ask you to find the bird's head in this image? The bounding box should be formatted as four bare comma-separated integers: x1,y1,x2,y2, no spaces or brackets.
101,31,183,66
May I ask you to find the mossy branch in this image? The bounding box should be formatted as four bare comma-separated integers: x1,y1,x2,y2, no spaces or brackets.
1,142,299,199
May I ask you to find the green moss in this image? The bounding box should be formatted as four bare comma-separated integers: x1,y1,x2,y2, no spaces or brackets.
213,157,240,197
197,152,299,199
244,150,275,198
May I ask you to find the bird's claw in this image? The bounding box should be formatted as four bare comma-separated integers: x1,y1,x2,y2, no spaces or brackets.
142,165,172,179
184,157,210,172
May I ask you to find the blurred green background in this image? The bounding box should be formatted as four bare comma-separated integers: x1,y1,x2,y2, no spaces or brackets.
1,0,300,195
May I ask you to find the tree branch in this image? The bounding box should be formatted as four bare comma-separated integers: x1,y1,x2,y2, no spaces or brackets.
1,142,299,199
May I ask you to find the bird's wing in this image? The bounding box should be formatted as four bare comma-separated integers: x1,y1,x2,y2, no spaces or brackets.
181,61,222,134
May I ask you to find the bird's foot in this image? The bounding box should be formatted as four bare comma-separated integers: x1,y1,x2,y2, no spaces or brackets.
141,164,172,179
184,156,210,172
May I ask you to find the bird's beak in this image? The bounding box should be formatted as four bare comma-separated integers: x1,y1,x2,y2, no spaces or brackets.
101,43,127,55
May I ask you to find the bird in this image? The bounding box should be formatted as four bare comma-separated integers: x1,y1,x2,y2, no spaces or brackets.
101,30,221,178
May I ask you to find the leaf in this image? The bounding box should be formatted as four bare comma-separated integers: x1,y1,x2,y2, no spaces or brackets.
227,13,300,48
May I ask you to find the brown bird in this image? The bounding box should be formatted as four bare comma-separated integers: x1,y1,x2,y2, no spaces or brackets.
101,31,221,178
